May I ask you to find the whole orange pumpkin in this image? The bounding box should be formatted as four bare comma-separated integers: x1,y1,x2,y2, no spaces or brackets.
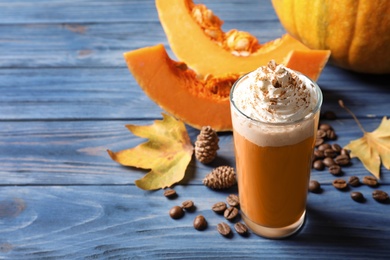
272,0,390,74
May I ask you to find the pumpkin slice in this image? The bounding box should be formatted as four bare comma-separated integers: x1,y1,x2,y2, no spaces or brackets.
124,44,235,131
155,0,327,79
124,44,330,131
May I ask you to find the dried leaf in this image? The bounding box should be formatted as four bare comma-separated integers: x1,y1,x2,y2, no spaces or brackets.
107,114,194,190
345,117,390,179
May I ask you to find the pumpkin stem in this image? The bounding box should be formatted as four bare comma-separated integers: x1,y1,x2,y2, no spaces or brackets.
338,100,365,133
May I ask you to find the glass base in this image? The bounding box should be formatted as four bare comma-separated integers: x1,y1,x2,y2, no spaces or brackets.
242,210,305,239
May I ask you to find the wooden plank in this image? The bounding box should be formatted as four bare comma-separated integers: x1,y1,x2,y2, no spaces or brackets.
0,119,389,185
0,67,164,120
0,0,277,24
0,22,168,68
0,0,160,24
0,185,389,259
0,21,285,69
1,67,389,121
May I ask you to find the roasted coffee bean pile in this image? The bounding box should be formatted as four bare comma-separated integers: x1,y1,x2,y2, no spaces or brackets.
312,172,389,203
309,112,389,204
166,190,249,238
312,123,351,174
212,194,249,237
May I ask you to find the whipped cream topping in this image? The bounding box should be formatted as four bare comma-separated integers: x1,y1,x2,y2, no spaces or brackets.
232,61,318,123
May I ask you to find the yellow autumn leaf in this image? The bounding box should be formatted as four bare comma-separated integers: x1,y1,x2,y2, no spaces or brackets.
107,113,194,190
345,116,390,179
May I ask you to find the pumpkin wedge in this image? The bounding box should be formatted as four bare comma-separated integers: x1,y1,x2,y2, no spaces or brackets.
155,0,328,79
124,44,330,131
124,44,234,131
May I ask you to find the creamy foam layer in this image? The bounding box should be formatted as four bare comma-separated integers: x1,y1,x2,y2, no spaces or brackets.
232,61,318,123
232,107,318,147
231,61,321,147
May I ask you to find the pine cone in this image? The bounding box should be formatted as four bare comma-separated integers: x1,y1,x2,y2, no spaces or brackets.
195,126,219,164
203,166,236,190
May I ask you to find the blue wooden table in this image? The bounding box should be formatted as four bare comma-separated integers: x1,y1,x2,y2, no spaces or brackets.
1,0,390,259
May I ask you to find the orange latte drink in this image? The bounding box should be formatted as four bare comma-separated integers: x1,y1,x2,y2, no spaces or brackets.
230,61,322,238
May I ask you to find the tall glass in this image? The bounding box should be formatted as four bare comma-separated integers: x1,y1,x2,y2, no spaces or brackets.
230,72,322,239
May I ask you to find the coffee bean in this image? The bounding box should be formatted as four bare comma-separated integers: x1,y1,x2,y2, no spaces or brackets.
226,194,240,207
372,190,389,203
322,111,337,120
313,160,325,170
324,148,337,158
362,176,378,187
169,206,184,219
348,176,360,187
224,207,239,221
212,202,227,214
319,124,332,131
350,191,364,202
315,138,324,147
164,189,177,199
313,149,325,159
340,149,350,158
217,222,231,237
193,215,207,230
234,222,249,236
308,180,321,193
181,200,194,211
317,129,327,139
323,157,336,167
331,143,342,153
328,164,342,175
334,154,350,166
326,129,337,140
318,143,331,151
332,178,347,190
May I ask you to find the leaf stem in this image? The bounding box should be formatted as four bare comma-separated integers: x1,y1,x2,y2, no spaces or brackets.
338,100,366,133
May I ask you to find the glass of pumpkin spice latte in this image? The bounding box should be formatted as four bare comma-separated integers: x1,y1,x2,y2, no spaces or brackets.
230,61,322,238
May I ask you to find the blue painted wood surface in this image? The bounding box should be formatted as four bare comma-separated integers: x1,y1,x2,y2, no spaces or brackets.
1,0,390,259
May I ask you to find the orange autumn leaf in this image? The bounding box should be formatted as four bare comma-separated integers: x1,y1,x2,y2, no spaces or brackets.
107,114,194,190
345,116,390,179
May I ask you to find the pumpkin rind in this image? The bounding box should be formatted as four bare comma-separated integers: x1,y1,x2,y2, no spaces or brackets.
156,0,318,78
272,0,390,74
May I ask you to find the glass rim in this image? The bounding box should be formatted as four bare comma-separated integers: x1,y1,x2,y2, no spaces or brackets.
230,71,323,127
